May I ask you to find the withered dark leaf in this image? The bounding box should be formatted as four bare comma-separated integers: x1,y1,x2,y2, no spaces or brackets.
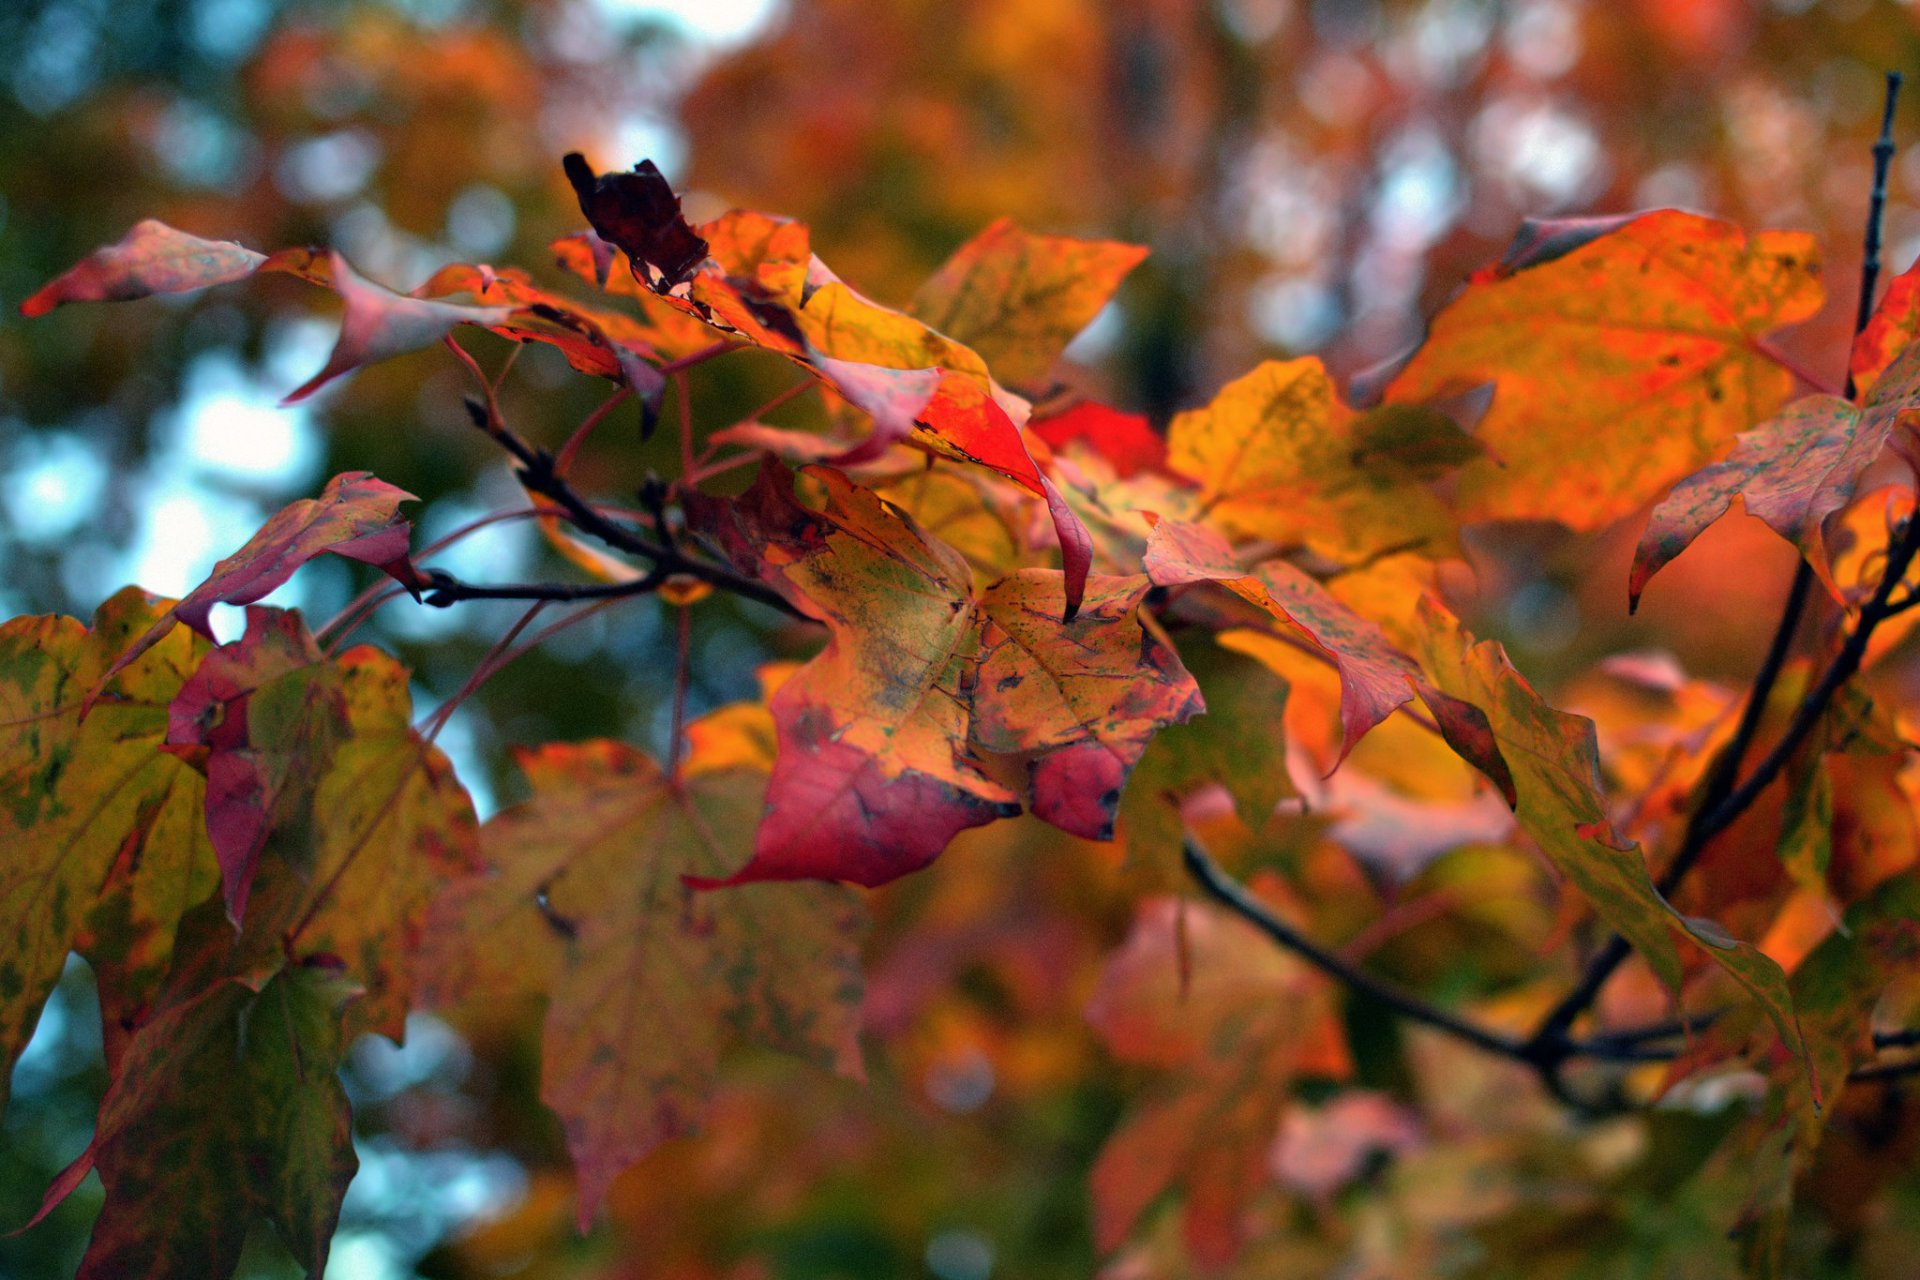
562,153,711,288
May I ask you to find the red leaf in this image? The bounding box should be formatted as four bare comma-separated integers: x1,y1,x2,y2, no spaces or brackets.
94,473,421,700
1030,401,1166,478
19,219,266,317
164,608,348,924
562,153,711,288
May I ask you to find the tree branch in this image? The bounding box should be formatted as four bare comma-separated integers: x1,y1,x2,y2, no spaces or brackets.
1524,71,1907,1056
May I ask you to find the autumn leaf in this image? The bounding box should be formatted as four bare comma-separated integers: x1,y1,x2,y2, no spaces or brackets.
1087,896,1350,1264
1387,209,1823,527
1631,337,1920,605
688,464,1018,886
267,644,480,1041
1850,257,1920,396
688,465,1189,883
0,589,215,1109
164,608,348,924
1144,517,1419,762
907,217,1148,389
1030,401,1167,478
562,152,712,287
283,252,513,403
61,938,357,1280
1167,357,1466,562
970,570,1202,840
426,739,865,1224
1416,600,1806,1063
94,471,423,698
1116,635,1295,872
18,219,268,316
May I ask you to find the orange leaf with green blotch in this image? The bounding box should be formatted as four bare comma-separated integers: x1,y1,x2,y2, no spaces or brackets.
0,588,215,1111
427,740,865,1225
1087,896,1350,1265
1415,600,1807,1069
687,464,1018,886
970,571,1201,840
262,643,480,1041
95,472,422,699
165,607,348,925
907,217,1148,389
283,252,513,403
18,219,267,317
1387,209,1823,527
1851,259,1920,397
56,939,358,1280
1631,339,1920,606
1167,358,1468,561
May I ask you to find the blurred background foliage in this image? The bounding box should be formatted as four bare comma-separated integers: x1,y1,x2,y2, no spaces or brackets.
10,1,1920,1277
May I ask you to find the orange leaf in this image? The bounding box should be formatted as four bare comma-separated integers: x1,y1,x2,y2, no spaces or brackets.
1387,210,1823,527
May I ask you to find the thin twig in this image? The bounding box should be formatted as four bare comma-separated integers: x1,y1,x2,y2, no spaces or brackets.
1526,73,1907,1056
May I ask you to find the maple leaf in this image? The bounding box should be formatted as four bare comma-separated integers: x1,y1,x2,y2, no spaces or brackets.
1166,358,1469,562
1087,895,1351,1264
95,471,423,697
687,465,1194,883
283,253,514,403
1387,210,1823,527
1143,518,1420,761
18,219,268,316
426,739,865,1224
562,152,712,287
970,570,1202,840
164,607,349,924
1116,635,1295,873
1631,337,1920,605
688,464,1019,886
266,643,481,1040
46,904,358,1280
907,217,1148,389
1850,257,1920,396
0,589,214,1109
1416,600,1806,1062
1030,401,1167,478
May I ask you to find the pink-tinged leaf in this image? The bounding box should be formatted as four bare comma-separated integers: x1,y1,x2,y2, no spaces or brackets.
1143,517,1418,762
562,153,711,288
1030,401,1166,478
19,219,266,317
971,571,1202,840
93,472,421,702
164,608,348,924
809,354,943,463
1852,258,1920,397
684,465,1019,887
282,253,512,403
1040,473,1092,623
1631,341,1920,607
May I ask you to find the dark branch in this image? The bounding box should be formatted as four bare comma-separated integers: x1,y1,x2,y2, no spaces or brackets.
1526,72,1908,1055
452,392,811,623
420,567,666,607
